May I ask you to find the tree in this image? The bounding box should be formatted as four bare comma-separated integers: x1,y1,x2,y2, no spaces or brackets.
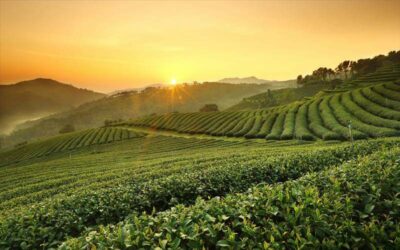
349,61,356,78
312,67,329,81
388,50,400,63
200,104,219,112
327,68,335,80
342,61,351,79
296,75,303,85
59,124,75,134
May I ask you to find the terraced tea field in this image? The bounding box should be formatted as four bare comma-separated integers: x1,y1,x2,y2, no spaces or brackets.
0,127,145,167
129,82,400,140
350,63,400,85
1,133,399,249
63,145,400,249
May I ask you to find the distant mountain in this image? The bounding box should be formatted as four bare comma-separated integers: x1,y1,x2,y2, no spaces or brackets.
3,82,283,146
0,78,105,134
218,76,272,84
217,77,296,89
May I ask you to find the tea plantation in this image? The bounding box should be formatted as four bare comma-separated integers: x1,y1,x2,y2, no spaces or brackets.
62,146,400,249
0,127,145,167
0,81,399,249
129,82,400,140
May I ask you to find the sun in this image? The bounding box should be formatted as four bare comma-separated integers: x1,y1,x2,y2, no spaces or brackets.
170,79,177,85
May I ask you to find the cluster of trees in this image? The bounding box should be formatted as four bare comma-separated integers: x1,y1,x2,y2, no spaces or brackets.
199,104,219,112
297,50,400,86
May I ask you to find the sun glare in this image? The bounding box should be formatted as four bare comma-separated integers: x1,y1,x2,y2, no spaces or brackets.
170,79,177,85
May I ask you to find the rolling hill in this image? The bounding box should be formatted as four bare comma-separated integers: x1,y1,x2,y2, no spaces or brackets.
0,122,398,248
227,83,327,111
0,78,105,134
128,81,400,141
1,82,281,147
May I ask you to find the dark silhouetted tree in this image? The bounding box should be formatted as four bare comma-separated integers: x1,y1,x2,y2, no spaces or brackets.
200,104,219,112
297,75,303,85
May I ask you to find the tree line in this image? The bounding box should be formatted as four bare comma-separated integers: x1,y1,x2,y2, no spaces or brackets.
297,50,400,86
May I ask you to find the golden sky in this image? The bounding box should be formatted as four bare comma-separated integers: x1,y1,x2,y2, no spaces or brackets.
1,0,399,92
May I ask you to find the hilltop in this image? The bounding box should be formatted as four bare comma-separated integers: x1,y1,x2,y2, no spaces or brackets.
228,51,400,110
0,78,105,134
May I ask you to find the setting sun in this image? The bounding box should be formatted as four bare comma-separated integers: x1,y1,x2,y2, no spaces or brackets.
170,79,177,85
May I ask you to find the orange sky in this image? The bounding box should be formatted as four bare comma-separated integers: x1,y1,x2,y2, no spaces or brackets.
1,0,399,93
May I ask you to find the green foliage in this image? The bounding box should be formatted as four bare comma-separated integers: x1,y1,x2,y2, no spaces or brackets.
329,94,399,138
351,89,400,120
319,96,367,140
372,84,400,102
361,86,400,111
131,83,400,141
234,117,255,137
294,103,314,140
280,104,299,140
307,99,340,140
266,111,286,140
61,146,400,249
341,92,400,129
244,116,264,138
255,113,277,138
0,127,145,167
1,139,398,249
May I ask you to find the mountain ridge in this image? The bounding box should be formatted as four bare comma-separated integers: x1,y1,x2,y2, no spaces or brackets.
218,76,292,85
0,78,105,134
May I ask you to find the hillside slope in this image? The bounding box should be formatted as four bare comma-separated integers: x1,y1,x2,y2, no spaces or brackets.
0,78,105,134
227,83,326,111
228,63,400,111
0,135,398,249
2,82,279,146
129,81,400,141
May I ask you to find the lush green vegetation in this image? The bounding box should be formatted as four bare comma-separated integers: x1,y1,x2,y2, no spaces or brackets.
129,83,400,141
0,136,398,249
61,145,400,249
0,127,145,167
